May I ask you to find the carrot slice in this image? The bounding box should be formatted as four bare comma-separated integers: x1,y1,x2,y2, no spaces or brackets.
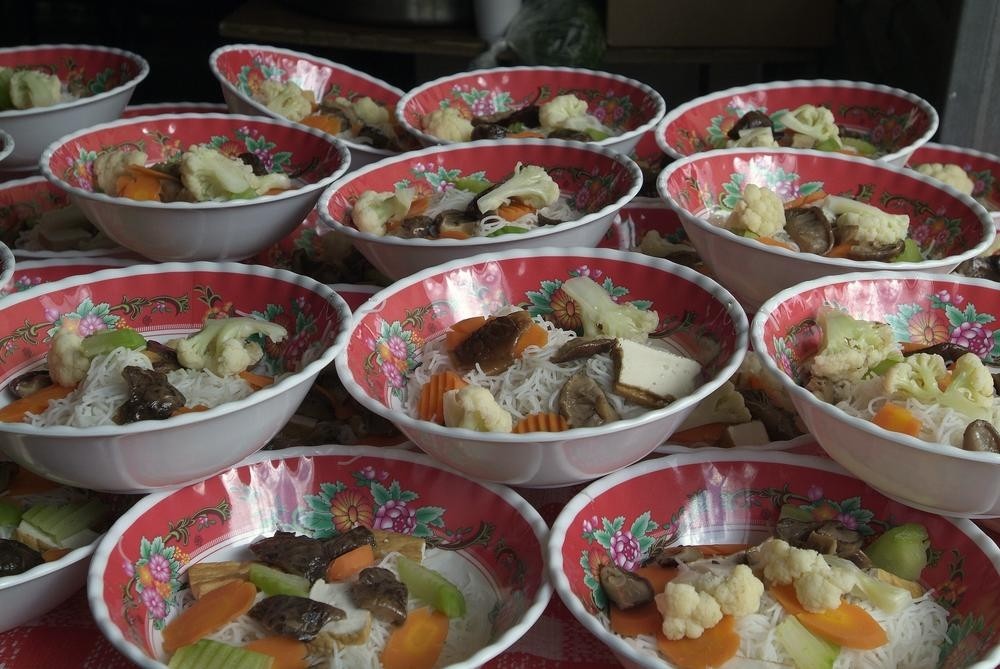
408,195,430,216
797,601,888,650
900,341,929,354
161,579,257,653
116,172,162,201
381,606,449,669
635,566,678,593
610,601,663,638
244,636,309,669
325,544,375,582
513,323,548,357
756,236,797,251
437,229,471,240
770,582,809,616
41,547,72,562
512,412,568,433
239,371,275,390
173,405,210,415
667,422,727,445
444,316,488,351
497,200,536,222
0,384,74,423
127,164,178,181
656,614,740,669
826,243,856,258
783,190,828,209
417,371,468,424
506,131,545,139
872,403,922,437
300,113,342,135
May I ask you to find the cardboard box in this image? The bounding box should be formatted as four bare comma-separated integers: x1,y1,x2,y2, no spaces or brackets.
606,0,836,48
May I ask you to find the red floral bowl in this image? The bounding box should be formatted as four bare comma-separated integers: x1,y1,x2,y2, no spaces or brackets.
397,66,666,156
658,148,995,312
87,445,551,668
549,451,1000,669
318,139,642,280
122,102,227,118
210,44,411,171
752,271,1000,517
0,257,135,297
656,79,938,167
40,113,350,261
907,142,1000,220
0,44,149,171
0,262,351,492
335,247,748,487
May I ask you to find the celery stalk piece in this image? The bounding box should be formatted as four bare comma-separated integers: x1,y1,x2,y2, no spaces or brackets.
776,616,840,669
396,554,466,618
248,562,311,598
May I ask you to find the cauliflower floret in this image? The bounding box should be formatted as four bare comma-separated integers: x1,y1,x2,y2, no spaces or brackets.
423,106,473,142
539,94,589,130
168,316,287,377
823,194,910,246
883,352,995,421
475,163,559,212
9,70,62,109
678,381,751,431
92,149,148,196
349,96,390,126
914,163,975,196
807,306,902,395
350,188,415,236
753,538,827,585
727,127,779,148
694,564,764,616
636,230,697,260
179,146,291,202
778,104,841,146
560,276,659,342
655,582,724,640
794,565,857,613
257,79,315,122
726,184,786,238
46,330,90,387
442,385,513,433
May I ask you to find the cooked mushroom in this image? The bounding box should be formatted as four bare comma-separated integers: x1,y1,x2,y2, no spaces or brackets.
740,389,801,441
599,564,654,610
784,207,834,256
845,240,906,262
142,340,181,374
548,128,591,142
727,110,774,140
536,212,565,226
248,594,345,641
558,373,620,428
0,538,44,577
902,341,974,364
114,366,186,425
0,462,18,494
7,370,52,399
550,337,615,363
323,526,376,561
474,99,541,129
396,215,439,239
963,419,1000,453
436,209,479,235
238,152,268,177
349,566,408,624
776,517,869,566
250,532,329,582
467,183,499,219
648,545,705,568
993,372,1000,396
357,125,392,150
471,123,507,141
450,310,534,375
956,255,1000,281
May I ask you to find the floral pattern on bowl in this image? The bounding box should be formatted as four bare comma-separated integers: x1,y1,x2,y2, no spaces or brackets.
0,46,144,104
907,142,1000,215
553,453,1000,669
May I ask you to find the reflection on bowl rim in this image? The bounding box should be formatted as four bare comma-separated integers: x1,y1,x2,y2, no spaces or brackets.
654,78,939,165
0,239,13,290
317,138,643,249
123,102,228,115
396,65,667,149
0,129,13,164
87,443,554,669
548,449,1000,669
657,147,996,271
335,245,749,444
39,112,351,211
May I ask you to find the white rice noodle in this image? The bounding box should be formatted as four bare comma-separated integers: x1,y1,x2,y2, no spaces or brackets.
476,196,578,237
423,188,477,219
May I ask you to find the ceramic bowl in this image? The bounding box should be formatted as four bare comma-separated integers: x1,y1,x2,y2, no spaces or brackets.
656,79,938,167
88,445,551,668
398,66,666,156
336,247,748,488
752,271,1000,518
210,43,412,171
658,148,995,312
0,262,351,493
0,256,136,296
907,142,1000,222
0,44,149,172
0,130,13,166
0,239,13,292
122,102,228,118
549,451,1000,668
39,113,350,261
317,139,642,280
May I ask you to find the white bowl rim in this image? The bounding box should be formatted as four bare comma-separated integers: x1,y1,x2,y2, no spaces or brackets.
335,245,749,444
396,64,668,149
751,269,1000,467
0,43,150,120
87,443,554,669
907,140,1000,168
653,78,940,165
38,112,352,210
655,431,816,454
0,129,13,163
316,137,643,248
0,240,14,290
547,449,1000,669
4,256,138,276
657,146,996,270
0,530,99,593
208,43,406,158
123,101,228,114
0,261,351,437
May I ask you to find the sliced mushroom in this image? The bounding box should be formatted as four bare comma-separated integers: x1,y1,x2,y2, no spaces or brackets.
0,538,44,577
599,564,654,610
357,125,392,150
238,152,268,177
450,310,534,375
537,212,566,226
902,342,973,364
784,207,834,256
956,255,1000,281
436,209,480,235
468,183,500,218
7,370,53,399
727,110,774,140
248,594,344,641
114,366,186,425
740,389,801,441
395,215,440,239
349,566,408,624
993,372,1000,396
548,128,591,142
250,531,329,582
550,337,616,363
558,373,620,428
142,340,181,374
963,419,1000,453
323,526,376,561
649,545,705,567
845,240,906,262
474,99,541,129
776,517,868,564
471,123,508,141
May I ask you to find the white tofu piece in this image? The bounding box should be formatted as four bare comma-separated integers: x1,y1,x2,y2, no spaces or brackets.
309,580,373,647
719,420,770,448
612,338,702,407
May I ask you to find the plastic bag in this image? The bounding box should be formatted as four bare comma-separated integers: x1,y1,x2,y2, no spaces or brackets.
473,0,605,68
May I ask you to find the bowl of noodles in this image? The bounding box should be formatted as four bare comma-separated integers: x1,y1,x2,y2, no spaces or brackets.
335,247,748,488
549,450,1000,669
0,262,351,493
88,445,551,669
317,139,643,281
906,142,1000,222
752,271,1000,518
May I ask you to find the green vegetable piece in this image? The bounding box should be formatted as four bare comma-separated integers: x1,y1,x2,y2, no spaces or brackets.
21,498,106,542
584,128,610,141
168,639,273,669
227,187,260,201
869,358,901,377
0,500,22,527
824,555,912,613
0,68,13,110
396,554,466,618
486,225,532,237
814,137,842,152
80,328,147,357
841,136,880,156
775,616,840,669
891,238,923,263
779,503,814,522
249,562,310,598
866,523,930,581
451,177,493,194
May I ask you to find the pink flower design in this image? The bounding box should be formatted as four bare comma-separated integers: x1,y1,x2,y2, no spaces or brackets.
950,322,994,357
387,335,409,360
582,515,600,534
148,554,171,583
44,307,60,322
381,361,404,389
76,314,108,337
374,500,416,534
360,465,377,480
807,485,823,502
609,529,641,570
122,558,135,577
140,587,166,619
837,513,858,530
